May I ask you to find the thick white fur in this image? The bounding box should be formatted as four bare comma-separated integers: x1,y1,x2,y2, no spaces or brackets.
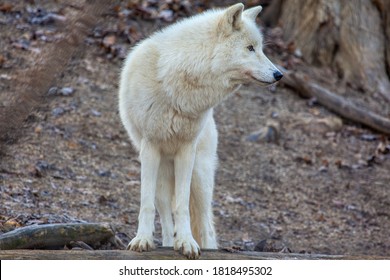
118,3,281,259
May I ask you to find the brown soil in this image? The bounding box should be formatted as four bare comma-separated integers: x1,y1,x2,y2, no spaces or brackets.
1,1,389,257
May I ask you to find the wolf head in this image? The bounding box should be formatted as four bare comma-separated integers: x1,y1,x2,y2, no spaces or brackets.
212,3,283,86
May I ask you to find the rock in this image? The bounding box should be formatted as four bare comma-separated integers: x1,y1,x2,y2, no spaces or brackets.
97,169,111,177
48,87,74,96
51,107,65,116
59,87,74,96
47,87,58,95
90,109,101,117
360,134,377,141
159,9,174,22
30,11,66,25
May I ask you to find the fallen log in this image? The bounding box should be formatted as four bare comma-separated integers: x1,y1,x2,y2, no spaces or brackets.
0,223,115,250
282,71,390,135
0,248,385,260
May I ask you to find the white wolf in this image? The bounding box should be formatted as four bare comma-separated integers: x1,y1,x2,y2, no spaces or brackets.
118,3,282,259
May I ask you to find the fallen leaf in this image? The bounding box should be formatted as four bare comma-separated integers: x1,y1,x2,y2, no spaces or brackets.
34,124,43,134
102,34,116,48
295,155,313,165
315,213,326,222
0,3,13,13
376,141,390,155
67,140,79,150
0,54,5,66
3,218,22,232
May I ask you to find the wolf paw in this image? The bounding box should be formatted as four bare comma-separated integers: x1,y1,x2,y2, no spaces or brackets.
127,235,155,252
174,235,201,259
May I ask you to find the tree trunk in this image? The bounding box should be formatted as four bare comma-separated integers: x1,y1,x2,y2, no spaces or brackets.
266,0,390,102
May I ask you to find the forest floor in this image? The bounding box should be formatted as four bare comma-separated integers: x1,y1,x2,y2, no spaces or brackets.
1,1,390,257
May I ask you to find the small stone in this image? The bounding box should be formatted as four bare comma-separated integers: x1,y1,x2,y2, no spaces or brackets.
47,87,58,95
360,134,377,141
318,166,328,172
98,169,111,177
91,109,101,117
159,9,174,22
59,87,74,96
52,107,65,116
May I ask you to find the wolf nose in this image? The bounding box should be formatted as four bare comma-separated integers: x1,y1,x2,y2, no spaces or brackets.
273,71,283,81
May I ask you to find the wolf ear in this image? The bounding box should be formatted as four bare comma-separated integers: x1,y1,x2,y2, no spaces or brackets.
243,6,263,21
220,3,244,34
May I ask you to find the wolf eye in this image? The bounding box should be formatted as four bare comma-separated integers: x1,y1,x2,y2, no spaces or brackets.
247,45,255,52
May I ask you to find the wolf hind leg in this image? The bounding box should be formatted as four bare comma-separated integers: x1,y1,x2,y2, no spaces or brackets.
190,154,218,249
155,159,174,247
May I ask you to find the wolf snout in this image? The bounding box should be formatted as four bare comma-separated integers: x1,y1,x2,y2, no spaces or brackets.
273,71,283,81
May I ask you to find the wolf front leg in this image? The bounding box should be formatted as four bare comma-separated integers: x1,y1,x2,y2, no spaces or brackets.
173,143,201,259
127,140,161,252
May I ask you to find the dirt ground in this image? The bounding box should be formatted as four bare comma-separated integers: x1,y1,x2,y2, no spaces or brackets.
1,1,390,257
